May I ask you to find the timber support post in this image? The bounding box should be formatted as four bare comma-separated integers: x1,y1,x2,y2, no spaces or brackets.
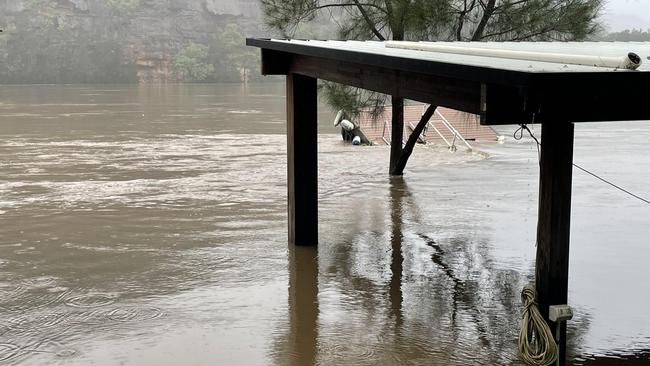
389,96,405,175
535,121,575,365
286,73,318,246
288,245,319,364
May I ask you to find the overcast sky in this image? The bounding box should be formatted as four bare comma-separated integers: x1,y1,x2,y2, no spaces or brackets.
603,0,650,31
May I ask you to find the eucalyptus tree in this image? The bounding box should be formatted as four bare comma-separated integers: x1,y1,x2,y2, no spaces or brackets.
261,0,603,175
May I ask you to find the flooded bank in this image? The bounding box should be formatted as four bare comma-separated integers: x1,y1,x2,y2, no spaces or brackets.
0,84,648,365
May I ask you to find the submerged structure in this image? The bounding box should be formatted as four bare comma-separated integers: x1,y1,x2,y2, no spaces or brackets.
355,104,498,148
247,39,650,365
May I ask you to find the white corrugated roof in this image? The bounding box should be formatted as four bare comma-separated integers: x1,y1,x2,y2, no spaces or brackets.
273,40,650,73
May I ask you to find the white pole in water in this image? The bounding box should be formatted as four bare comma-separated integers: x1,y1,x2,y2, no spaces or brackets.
385,41,643,70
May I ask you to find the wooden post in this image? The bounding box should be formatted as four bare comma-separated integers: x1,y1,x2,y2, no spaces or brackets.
389,96,404,175
288,245,319,365
286,73,318,246
535,121,575,365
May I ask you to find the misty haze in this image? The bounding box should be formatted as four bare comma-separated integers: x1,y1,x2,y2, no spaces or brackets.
1,1,649,365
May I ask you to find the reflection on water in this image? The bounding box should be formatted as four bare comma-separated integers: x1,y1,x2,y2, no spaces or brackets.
0,84,649,365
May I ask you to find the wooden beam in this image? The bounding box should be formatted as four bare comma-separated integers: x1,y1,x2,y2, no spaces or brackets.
287,54,482,115
256,47,650,125
535,122,575,365
261,49,290,75
286,73,318,246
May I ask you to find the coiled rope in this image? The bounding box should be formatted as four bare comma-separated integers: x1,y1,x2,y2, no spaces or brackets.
518,285,558,366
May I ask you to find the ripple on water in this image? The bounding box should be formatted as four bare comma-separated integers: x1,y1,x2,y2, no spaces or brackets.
320,342,378,365
3,312,70,337
36,312,70,329
56,348,78,358
107,306,165,322
0,343,20,362
1,290,69,312
64,293,117,308
25,340,78,360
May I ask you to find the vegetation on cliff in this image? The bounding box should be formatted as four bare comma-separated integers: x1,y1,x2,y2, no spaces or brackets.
0,0,265,84
173,43,215,82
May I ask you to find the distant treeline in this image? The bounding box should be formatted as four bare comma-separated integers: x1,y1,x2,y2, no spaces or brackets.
600,28,650,42
0,0,268,84
0,26,136,84
0,2,646,85
0,22,261,84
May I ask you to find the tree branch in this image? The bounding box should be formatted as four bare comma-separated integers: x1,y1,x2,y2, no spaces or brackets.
312,2,387,14
471,0,496,41
352,0,386,40
392,104,438,175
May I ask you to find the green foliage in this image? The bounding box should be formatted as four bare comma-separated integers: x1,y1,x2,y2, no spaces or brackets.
319,83,387,122
261,0,452,40
0,20,137,83
0,2,263,84
219,24,259,79
464,0,604,41
173,43,215,82
602,29,650,42
261,0,604,118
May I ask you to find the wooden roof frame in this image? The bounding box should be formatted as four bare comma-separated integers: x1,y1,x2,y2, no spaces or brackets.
248,38,650,125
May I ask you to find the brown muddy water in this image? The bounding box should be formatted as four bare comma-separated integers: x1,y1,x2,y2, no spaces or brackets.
0,83,649,365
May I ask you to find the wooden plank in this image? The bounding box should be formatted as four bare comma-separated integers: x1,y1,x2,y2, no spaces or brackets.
287,54,482,115
535,122,575,365
287,73,318,246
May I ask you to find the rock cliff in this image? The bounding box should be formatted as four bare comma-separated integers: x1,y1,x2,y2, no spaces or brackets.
0,0,266,83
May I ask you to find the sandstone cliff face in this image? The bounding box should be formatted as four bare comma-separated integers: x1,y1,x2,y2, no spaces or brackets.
0,0,266,82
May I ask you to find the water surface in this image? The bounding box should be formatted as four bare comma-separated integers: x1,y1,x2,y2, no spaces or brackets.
0,84,649,365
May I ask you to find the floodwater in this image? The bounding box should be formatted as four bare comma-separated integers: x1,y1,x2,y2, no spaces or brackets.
0,83,649,365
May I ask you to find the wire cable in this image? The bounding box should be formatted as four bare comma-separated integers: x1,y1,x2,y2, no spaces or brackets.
572,163,650,205
514,124,541,161
519,285,558,366
516,125,650,206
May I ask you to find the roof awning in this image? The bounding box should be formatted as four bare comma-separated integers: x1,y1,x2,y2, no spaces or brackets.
247,39,650,125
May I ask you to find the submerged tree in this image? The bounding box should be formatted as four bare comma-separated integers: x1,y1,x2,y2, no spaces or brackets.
213,24,260,83
260,0,603,175
173,43,215,82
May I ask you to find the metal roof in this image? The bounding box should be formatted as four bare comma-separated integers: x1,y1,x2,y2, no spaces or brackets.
248,38,650,124
267,39,650,72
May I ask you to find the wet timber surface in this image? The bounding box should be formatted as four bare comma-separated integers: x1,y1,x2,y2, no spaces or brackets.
0,83,649,365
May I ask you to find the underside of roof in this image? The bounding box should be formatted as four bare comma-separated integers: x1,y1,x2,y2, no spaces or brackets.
248,39,650,125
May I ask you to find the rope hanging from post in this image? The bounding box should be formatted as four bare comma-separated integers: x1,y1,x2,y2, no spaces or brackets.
518,285,558,366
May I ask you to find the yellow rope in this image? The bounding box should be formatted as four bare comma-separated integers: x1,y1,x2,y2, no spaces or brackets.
518,285,558,366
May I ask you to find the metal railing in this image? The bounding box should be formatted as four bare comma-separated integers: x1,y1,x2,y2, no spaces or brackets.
433,109,473,151
415,105,472,151
380,105,471,151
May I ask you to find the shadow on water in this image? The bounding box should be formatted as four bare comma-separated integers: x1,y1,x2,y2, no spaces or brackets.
286,245,319,366
388,177,405,330
275,175,596,365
